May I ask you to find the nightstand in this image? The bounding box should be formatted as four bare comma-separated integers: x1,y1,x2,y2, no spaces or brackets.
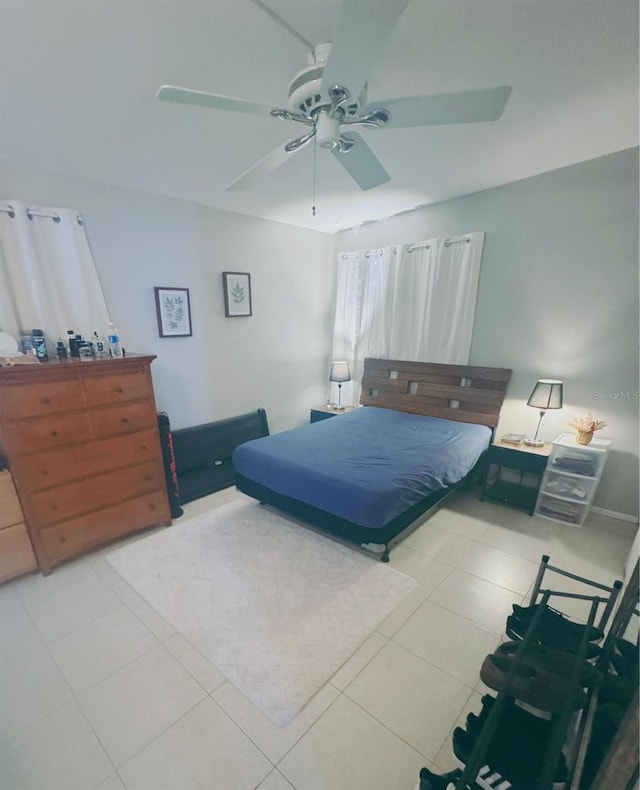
310,405,357,423
481,440,552,514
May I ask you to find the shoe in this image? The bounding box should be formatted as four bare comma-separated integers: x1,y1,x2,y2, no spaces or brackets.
496,640,596,685
599,673,636,708
611,650,636,679
615,637,639,662
417,766,461,790
506,609,602,657
480,653,587,712
464,694,496,735
466,701,552,744
452,727,567,787
511,604,603,642
610,637,639,678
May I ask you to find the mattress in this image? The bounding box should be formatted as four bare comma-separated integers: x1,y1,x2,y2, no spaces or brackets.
232,406,491,529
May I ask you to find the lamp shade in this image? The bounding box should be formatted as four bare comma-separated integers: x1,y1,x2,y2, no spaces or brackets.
329,360,351,383
527,379,563,410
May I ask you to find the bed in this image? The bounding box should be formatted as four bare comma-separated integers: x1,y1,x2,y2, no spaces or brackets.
233,358,512,560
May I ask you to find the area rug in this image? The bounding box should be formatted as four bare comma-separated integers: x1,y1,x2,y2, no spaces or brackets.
107,499,417,725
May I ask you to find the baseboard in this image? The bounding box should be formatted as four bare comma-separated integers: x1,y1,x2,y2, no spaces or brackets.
590,506,639,525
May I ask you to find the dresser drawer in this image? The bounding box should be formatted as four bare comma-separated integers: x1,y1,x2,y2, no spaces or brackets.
0,471,24,529
92,401,156,439
1,379,84,419
0,522,37,583
84,371,151,407
39,490,169,564
27,460,164,528
12,429,161,493
6,412,93,453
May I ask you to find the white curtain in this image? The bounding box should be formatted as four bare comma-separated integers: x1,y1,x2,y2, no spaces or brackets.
331,231,484,406
0,200,110,348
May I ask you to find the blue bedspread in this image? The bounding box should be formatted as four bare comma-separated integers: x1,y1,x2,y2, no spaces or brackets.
232,407,491,529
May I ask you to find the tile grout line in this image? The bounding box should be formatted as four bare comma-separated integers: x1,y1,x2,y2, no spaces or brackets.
5,576,121,785
113,696,237,783
10,570,215,788
339,686,452,767
387,631,500,691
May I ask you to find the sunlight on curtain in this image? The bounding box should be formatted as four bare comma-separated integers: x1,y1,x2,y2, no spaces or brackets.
332,232,484,406
0,200,110,349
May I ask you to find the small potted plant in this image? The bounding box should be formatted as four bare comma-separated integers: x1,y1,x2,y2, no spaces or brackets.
567,412,607,445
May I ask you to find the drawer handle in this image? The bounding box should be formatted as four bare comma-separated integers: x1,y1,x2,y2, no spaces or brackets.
149,503,156,510
50,429,59,437
59,535,66,543
121,416,129,424
41,469,49,476
115,386,124,394
50,504,58,511
42,396,51,405
141,444,148,450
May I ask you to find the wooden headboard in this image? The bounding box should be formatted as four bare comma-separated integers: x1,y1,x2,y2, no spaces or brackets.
360,358,512,428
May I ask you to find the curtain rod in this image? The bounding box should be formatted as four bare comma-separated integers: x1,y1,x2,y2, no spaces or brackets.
0,204,84,224
407,237,471,253
343,236,471,259
27,208,61,223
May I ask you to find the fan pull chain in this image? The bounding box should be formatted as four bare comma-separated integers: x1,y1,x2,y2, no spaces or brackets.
249,0,315,58
312,135,317,217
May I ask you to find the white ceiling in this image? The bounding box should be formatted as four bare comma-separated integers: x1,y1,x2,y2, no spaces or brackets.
1,0,638,234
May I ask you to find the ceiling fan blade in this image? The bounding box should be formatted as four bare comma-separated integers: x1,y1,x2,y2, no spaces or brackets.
225,138,310,191
373,86,512,128
331,132,390,190
157,85,274,118
320,0,410,99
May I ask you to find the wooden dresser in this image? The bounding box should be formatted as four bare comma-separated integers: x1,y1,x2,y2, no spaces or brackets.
0,355,171,574
0,469,37,582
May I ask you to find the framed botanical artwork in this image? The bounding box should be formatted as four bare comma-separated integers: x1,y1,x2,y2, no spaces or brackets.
222,271,252,317
154,287,192,337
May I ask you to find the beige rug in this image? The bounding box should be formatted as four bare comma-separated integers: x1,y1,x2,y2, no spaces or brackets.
107,500,417,725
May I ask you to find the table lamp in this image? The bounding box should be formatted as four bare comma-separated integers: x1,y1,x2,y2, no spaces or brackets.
525,379,563,446
330,361,351,410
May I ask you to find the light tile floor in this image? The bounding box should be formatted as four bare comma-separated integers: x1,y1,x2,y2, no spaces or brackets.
0,487,636,790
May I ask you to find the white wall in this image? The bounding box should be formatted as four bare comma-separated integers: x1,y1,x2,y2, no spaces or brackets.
334,148,640,518
3,151,637,516
1,159,335,434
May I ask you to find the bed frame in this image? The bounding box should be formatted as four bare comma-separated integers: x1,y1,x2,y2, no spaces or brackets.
236,358,512,561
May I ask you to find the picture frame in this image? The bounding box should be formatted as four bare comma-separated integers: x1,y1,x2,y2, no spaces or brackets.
222,271,252,317
154,287,192,338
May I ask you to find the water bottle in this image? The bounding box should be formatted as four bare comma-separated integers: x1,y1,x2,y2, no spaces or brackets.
31,329,48,362
107,322,123,358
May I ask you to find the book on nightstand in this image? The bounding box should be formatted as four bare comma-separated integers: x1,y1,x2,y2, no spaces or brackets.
501,433,526,445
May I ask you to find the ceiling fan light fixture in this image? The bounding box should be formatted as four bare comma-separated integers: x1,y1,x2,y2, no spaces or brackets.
316,110,340,149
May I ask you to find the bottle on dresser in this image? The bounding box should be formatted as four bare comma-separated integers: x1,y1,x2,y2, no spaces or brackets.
67,329,79,358
31,329,48,362
92,330,107,358
107,322,123,358
55,336,68,360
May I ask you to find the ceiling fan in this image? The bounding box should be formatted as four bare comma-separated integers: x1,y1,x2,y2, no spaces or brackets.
157,0,511,193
